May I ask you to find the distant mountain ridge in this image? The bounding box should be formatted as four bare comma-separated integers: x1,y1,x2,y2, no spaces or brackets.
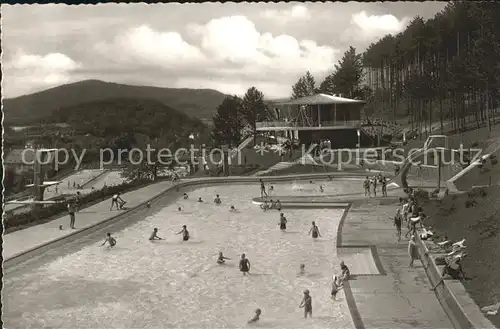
3,80,228,125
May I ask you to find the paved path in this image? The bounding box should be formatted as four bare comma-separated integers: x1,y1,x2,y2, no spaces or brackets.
84,170,126,189
3,180,175,259
340,199,454,329
4,169,105,214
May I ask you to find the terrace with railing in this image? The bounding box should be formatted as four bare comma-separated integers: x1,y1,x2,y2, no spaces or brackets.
256,119,361,130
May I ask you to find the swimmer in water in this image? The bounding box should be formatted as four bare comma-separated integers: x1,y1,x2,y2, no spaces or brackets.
319,185,324,193
183,193,188,199
299,264,306,275
279,213,287,230
101,233,116,248
239,253,251,275
248,308,261,324
214,194,221,205
149,228,163,241
178,206,182,211
299,289,313,318
309,180,313,184
230,205,237,212
176,225,190,241
197,197,203,202
309,221,322,239
217,252,231,264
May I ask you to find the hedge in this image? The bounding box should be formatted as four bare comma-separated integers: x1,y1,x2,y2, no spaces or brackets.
4,178,165,230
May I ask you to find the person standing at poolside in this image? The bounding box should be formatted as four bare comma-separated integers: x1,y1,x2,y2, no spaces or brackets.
67,202,76,229
394,208,402,241
260,179,268,198
363,177,371,197
408,235,419,267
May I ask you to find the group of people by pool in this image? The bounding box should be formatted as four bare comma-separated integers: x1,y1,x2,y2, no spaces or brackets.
100,181,352,323
363,173,388,197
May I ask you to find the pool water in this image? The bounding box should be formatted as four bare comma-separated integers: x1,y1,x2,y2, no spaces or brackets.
4,183,358,329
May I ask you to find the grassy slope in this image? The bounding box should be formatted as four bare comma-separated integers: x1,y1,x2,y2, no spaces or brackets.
3,79,227,125
421,187,500,328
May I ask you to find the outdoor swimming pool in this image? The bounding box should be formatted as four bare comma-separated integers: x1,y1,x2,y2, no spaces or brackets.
4,182,362,329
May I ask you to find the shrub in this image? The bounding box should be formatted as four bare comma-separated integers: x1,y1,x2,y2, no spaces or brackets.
4,178,159,230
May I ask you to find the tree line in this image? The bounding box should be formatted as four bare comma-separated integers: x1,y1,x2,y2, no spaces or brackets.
215,2,500,146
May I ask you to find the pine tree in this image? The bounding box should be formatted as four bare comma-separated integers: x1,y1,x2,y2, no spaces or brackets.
292,71,317,99
211,96,243,147
241,87,267,145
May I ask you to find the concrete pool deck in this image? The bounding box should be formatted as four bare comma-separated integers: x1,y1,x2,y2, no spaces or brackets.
339,198,454,329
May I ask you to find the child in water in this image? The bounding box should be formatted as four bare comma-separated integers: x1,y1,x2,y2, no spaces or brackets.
248,308,261,324
183,193,188,199
279,213,287,230
299,289,313,318
177,225,190,241
299,264,306,275
149,228,163,241
214,194,221,205
101,233,116,248
309,221,322,239
230,205,237,212
239,253,251,275
197,197,203,202
178,206,182,211
217,252,231,264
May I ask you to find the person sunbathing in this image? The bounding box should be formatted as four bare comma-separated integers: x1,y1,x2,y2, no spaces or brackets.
431,255,466,290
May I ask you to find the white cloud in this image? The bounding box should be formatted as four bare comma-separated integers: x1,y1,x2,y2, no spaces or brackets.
8,52,79,71
94,16,339,98
190,15,338,75
261,4,311,23
350,11,410,39
3,52,80,96
95,25,206,68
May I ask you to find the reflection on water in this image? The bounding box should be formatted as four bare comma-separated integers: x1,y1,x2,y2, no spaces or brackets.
4,182,357,329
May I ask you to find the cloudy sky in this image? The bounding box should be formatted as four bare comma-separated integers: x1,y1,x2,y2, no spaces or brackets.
2,2,446,99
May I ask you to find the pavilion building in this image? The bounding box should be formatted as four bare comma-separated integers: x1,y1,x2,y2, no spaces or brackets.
257,93,369,149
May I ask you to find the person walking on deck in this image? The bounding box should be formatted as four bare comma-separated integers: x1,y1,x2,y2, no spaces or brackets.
67,202,76,229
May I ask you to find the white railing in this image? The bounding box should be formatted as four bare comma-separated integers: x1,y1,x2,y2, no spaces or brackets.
256,120,360,129
256,121,293,129
319,120,361,128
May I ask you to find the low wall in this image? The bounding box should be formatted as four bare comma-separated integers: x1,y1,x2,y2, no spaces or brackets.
416,236,495,329
4,173,364,269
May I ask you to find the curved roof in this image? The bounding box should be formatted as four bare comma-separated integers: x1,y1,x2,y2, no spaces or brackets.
275,93,365,106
